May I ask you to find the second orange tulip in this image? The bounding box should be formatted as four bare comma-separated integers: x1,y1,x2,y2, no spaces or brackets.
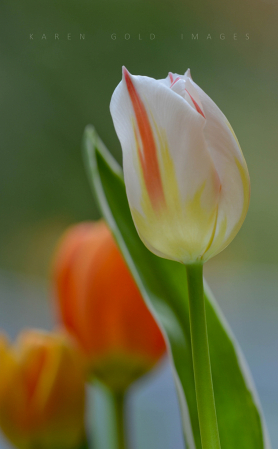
53,221,166,391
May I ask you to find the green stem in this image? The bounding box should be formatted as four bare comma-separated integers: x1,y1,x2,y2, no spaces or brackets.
77,435,90,449
112,390,127,449
185,263,221,449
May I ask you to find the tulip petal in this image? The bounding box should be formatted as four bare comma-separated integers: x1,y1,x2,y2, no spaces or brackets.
110,69,221,263
185,72,250,259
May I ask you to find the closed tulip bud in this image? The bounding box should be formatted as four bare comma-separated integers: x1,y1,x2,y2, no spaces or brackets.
110,68,250,263
0,331,86,449
53,221,166,391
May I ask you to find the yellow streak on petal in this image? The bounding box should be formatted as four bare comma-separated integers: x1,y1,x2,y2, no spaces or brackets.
203,216,228,261
202,119,250,260
33,340,63,414
226,119,241,150
131,120,218,263
201,203,219,257
203,156,250,260
219,157,250,250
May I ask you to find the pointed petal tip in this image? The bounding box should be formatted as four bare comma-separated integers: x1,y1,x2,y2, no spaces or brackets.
122,67,134,93
168,72,174,83
122,66,130,82
185,68,192,79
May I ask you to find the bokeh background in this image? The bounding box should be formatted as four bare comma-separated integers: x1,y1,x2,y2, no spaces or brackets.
0,0,277,448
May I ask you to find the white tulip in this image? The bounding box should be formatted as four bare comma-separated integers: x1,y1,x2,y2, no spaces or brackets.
110,68,250,264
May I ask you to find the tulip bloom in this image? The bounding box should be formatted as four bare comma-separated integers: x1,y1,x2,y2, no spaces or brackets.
53,221,166,391
0,331,86,449
110,68,250,263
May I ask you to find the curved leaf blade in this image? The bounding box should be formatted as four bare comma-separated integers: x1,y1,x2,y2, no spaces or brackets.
83,125,271,449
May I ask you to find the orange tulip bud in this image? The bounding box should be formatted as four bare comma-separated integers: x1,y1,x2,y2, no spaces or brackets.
0,331,86,449
53,221,166,391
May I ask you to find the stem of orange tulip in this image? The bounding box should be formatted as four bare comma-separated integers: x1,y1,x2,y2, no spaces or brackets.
185,263,221,449
112,390,127,449
78,435,90,449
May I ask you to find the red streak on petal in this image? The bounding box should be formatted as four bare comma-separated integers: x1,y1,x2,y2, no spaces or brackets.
170,77,181,88
123,68,165,210
185,88,206,118
168,72,174,83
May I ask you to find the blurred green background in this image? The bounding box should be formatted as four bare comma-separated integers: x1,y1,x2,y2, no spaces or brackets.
1,0,278,277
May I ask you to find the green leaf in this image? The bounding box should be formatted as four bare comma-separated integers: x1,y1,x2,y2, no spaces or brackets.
83,125,271,449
